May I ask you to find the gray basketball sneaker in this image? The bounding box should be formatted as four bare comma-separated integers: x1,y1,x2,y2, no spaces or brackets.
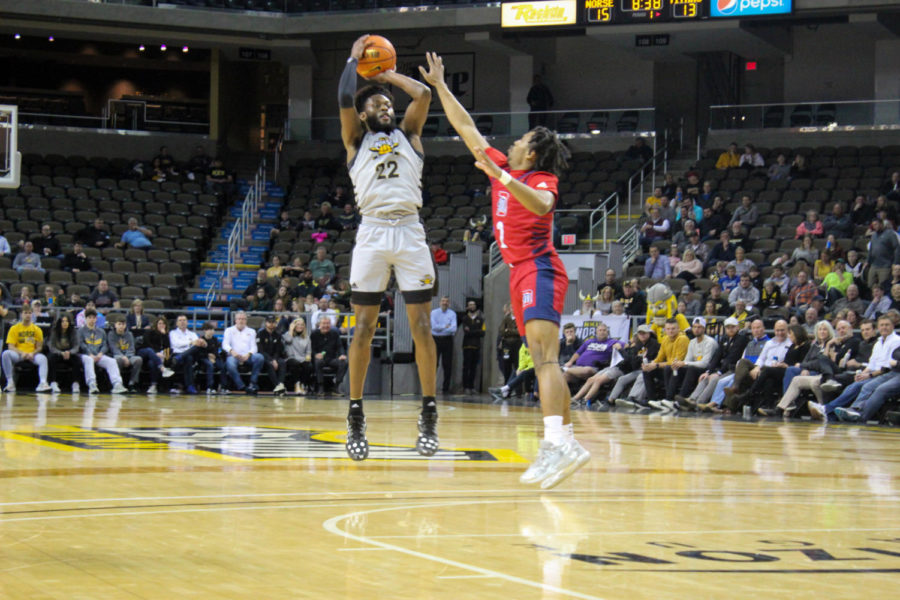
520,440,559,484
540,439,590,490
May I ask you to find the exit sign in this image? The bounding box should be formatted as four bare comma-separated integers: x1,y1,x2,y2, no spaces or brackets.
561,234,576,245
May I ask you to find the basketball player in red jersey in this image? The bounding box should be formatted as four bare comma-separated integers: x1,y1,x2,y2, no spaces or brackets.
420,52,590,489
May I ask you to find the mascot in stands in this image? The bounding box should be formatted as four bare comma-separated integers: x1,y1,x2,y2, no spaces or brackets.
646,282,689,341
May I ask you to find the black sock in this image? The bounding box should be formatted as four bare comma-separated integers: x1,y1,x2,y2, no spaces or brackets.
349,399,364,416
422,395,437,413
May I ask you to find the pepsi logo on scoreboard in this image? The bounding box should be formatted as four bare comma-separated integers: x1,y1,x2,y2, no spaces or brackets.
711,0,792,18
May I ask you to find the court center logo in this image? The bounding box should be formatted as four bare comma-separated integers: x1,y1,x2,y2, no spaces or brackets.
6,426,520,462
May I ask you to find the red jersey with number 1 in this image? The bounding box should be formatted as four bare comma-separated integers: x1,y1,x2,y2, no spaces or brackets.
486,146,559,267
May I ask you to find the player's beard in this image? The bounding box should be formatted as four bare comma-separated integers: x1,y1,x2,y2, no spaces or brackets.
366,112,395,133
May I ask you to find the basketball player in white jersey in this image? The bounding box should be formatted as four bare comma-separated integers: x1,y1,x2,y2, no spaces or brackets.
338,35,439,461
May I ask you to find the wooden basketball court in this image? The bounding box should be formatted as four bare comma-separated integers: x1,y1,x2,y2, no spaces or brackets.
1,392,898,599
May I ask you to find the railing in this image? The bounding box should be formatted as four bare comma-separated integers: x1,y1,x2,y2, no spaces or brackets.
626,138,668,222
207,159,266,307
617,224,641,266
586,192,620,252
302,107,656,143
0,105,20,188
15,103,208,133
709,99,900,131
108,99,209,133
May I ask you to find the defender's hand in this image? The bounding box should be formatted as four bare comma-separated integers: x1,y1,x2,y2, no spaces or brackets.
473,147,502,180
418,52,445,87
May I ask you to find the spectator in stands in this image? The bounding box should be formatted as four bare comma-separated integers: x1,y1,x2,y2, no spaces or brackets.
739,144,764,169
769,264,790,294
729,273,760,309
883,171,900,201
824,202,853,239
460,300,485,395
661,173,677,198
831,283,867,315
187,145,211,180
29,224,62,258
239,269,276,311
89,280,120,312
864,285,891,320
813,249,835,282
866,217,900,289
621,136,652,165
639,206,670,251
562,324,625,388
1,304,51,393
671,218,697,250
641,318,690,406
108,319,144,393
698,180,716,207
257,315,287,395
48,313,82,393
0,231,10,256
616,278,645,316
299,210,316,231
598,268,623,299
13,241,43,274
169,315,205,395
716,143,740,170
463,216,490,244
13,286,33,308
667,243,681,273
315,202,341,231
31,300,52,329
310,314,347,396
643,245,671,279
718,264,739,294
645,187,664,211
248,286,273,312
728,246,754,276
431,241,448,265
195,322,224,394
558,323,582,366
701,196,730,241
796,210,824,239
296,269,322,300
849,196,872,228
206,157,233,196
786,270,818,315
116,218,153,249
881,264,900,295
126,299,150,336
574,295,599,318
596,286,616,314
310,296,337,331
282,317,312,395
822,260,853,303
729,195,758,229
431,295,457,394
337,203,359,230
767,153,791,181
675,195,702,226
673,248,702,282
683,317,751,412
681,286,702,316
789,154,810,179
42,286,58,307
760,278,785,311
153,146,174,171
139,315,174,394
78,308,126,394
791,235,818,267
76,218,111,249
729,221,750,251
223,311,265,394
309,246,336,283
707,230,736,267
62,242,92,273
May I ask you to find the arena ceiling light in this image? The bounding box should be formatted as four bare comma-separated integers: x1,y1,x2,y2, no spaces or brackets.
48,36,54,42
182,46,189,53
139,44,146,51
160,44,167,51
13,33,21,40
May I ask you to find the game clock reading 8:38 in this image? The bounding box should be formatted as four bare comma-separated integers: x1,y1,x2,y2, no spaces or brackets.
622,0,662,10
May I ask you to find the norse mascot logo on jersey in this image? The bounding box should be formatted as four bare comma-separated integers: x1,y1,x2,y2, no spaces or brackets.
646,282,689,341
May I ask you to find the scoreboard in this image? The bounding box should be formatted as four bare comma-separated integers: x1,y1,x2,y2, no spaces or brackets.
501,1,793,28
586,0,705,24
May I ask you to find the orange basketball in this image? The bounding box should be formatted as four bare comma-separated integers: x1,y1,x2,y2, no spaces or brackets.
356,35,397,79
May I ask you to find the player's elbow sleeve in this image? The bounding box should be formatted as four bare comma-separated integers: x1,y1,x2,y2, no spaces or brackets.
338,59,358,109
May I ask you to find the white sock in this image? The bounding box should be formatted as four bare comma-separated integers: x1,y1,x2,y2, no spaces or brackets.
501,385,510,396
543,415,565,445
564,422,574,442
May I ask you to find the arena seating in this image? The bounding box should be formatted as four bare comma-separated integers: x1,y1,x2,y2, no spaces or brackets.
0,153,224,307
